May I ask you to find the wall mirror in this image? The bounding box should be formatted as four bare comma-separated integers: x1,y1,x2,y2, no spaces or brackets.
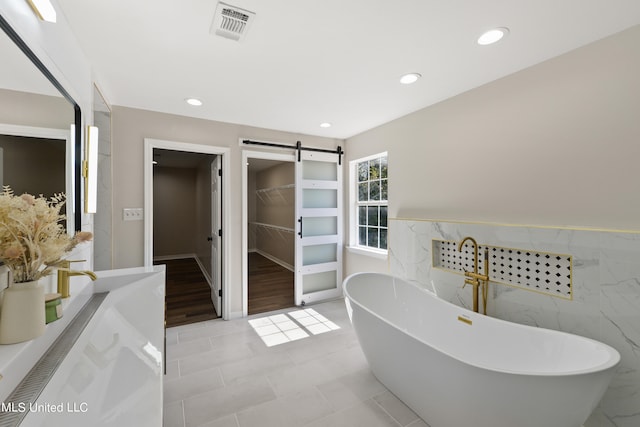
0,14,82,232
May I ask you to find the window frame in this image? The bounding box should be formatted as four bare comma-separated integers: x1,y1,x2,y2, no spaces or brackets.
348,152,388,258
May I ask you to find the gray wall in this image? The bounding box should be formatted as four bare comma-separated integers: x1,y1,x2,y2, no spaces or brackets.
344,24,640,275
112,106,341,315
153,166,198,257
0,135,65,198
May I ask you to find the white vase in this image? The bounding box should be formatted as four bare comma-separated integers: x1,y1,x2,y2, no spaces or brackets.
0,280,46,345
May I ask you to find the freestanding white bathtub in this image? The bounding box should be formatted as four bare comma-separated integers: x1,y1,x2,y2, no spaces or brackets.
343,272,620,427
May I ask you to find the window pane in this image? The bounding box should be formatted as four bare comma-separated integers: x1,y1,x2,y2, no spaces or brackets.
369,181,380,201
354,154,388,251
380,206,387,227
367,206,379,226
369,158,380,180
380,229,388,250
358,162,368,182
368,228,379,248
358,182,368,202
358,206,366,226
359,226,367,246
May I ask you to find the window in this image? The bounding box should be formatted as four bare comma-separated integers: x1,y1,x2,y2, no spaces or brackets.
351,153,388,252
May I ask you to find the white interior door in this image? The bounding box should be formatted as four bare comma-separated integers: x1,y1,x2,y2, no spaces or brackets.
211,156,222,315
295,151,343,306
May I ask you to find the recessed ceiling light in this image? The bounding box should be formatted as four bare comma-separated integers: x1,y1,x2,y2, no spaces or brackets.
320,122,332,128
400,73,421,85
477,27,509,45
185,98,203,106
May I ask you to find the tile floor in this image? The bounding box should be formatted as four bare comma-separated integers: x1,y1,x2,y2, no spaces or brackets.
163,299,430,427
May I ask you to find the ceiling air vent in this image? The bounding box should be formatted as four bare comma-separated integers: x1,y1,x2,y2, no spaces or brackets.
210,2,255,42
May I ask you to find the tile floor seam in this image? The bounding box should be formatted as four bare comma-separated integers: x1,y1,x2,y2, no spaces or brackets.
312,383,338,417
219,366,227,387
263,372,279,397
322,394,372,425
297,397,365,427
163,370,227,406
370,394,405,427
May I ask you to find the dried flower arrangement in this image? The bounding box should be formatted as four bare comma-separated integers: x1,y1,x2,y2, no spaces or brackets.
0,186,92,283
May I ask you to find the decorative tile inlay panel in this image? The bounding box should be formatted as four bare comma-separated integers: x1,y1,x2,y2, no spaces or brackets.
432,239,573,299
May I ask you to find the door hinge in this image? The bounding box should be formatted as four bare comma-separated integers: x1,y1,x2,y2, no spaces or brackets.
218,168,222,177
218,289,222,297
218,229,222,237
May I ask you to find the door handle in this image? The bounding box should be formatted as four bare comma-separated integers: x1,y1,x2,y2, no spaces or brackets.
207,236,213,241
298,217,303,238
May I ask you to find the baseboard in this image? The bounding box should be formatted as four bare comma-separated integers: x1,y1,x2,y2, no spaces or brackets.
193,255,213,288
153,253,195,261
153,253,213,289
255,249,294,272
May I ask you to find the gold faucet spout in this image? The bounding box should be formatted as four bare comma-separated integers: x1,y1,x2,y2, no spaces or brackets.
67,270,98,281
458,236,479,274
57,260,97,298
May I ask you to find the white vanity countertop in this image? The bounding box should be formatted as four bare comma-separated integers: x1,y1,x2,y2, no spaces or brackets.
0,266,166,427
0,279,93,402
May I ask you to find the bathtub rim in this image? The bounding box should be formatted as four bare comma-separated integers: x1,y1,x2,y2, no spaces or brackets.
343,271,621,377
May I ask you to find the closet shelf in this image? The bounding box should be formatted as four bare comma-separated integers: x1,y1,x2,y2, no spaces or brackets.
255,183,295,203
255,183,295,193
251,222,295,234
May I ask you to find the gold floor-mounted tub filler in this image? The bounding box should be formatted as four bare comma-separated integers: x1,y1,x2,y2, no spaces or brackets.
457,237,490,314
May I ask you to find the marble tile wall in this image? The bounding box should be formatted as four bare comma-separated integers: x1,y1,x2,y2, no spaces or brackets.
93,109,112,271
388,219,640,427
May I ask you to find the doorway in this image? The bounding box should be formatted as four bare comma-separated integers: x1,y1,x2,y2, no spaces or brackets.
247,156,295,315
242,146,344,317
152,148,217,326
242,151,295,317
144,138,230,320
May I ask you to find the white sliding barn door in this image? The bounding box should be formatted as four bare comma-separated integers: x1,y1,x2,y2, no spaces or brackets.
295,151,343,306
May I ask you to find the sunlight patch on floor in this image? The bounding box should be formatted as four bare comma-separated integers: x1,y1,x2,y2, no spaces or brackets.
248,308,341,347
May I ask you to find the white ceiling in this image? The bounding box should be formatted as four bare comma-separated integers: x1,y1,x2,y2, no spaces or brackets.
57,0,640,139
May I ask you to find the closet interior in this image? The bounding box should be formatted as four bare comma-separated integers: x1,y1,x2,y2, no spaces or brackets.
247,159,295,314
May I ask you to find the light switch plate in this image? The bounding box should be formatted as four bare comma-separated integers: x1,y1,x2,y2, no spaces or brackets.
123,208,143,221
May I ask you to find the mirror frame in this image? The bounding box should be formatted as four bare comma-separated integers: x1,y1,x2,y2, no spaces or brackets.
0,14,82,232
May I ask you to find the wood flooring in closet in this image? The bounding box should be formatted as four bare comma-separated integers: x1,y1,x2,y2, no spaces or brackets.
158,257,218,328
248,252,295,315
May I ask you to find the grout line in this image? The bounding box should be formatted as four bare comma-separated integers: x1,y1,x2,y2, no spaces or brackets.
370,393,404,427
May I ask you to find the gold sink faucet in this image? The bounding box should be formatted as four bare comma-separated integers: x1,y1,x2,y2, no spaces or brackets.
458,237,490,314
57,259,98,298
